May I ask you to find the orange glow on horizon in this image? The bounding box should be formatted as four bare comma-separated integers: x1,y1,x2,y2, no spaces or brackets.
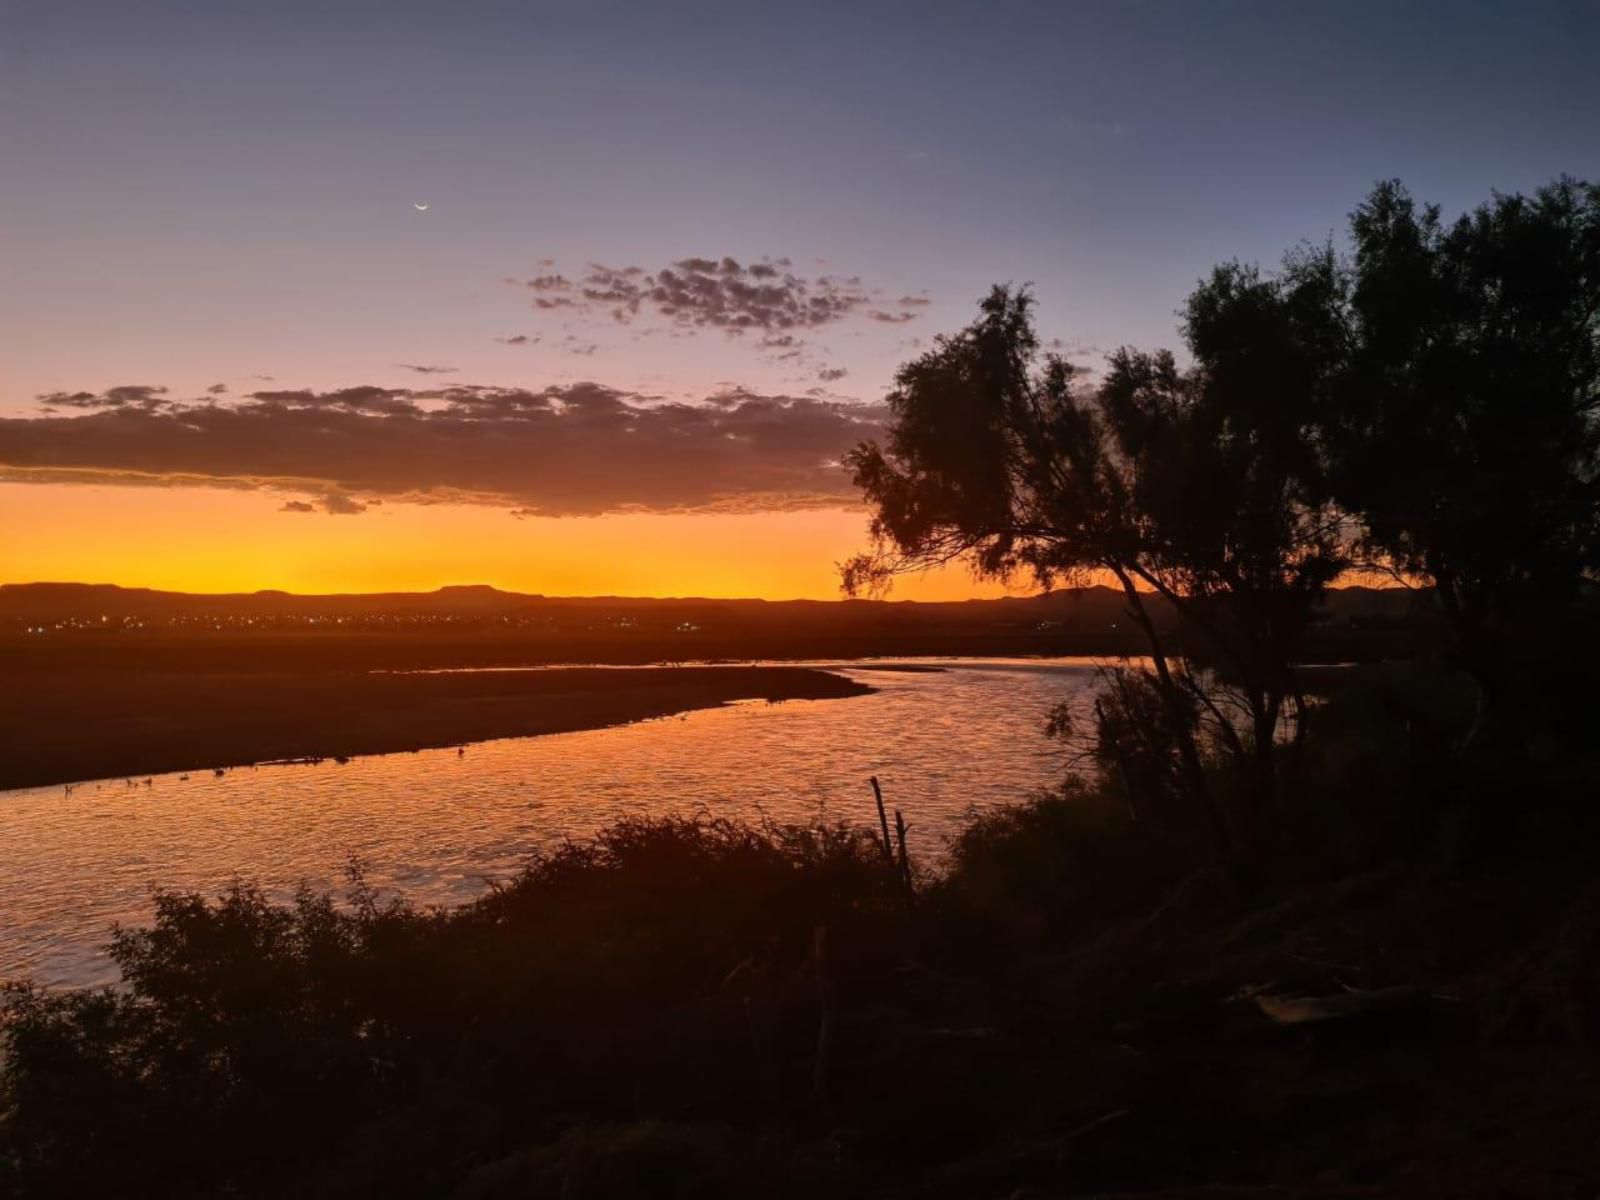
0,483,1025,601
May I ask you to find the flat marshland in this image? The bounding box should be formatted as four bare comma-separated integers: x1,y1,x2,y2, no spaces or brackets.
0,635,868,790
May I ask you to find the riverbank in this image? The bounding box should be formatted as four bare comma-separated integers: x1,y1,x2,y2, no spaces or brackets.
7,659,1600,1195
8,791,1600,1197
0,664,870,791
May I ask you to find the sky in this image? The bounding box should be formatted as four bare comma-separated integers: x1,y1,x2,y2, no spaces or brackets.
2,0,1597,598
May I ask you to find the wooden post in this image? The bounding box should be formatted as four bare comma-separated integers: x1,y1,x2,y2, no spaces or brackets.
870,776,894,862
894,809,913,894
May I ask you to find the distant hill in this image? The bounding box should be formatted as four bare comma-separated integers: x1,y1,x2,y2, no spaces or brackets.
0,582,1427,620
0,580,1423,625
0,581,1435,667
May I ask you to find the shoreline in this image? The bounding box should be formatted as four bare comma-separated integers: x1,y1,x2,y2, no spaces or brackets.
0,665,871,793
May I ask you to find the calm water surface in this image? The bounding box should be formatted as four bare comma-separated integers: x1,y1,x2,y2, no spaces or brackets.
0,658,1103,987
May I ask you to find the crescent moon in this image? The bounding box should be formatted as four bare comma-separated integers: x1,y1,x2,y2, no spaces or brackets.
413,201,430,212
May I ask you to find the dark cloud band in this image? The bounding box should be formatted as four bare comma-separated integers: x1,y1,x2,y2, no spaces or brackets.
0,383,885,517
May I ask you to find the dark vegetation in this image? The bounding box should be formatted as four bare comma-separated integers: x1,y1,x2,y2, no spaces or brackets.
5,176,1600,1197
0,580,1429,664
5,671,1600,1198
846,174,1600,886
0,663,869,791
0,585,1434,790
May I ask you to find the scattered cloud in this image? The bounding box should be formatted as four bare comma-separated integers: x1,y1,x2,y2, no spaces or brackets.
1,381,888,517
279,493,368,515
398,363,457,375
37,385,170,411
250,385,417,415
206,383,229,395
511,257,930,342
494,334,538,345
817,367,849,382
320,492,368,515
760,332,803,362
1045,338,1106,375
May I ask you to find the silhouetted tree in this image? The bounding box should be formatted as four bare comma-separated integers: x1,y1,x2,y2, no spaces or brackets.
845,279,1346,868
1325,177,1600,727
1105,258,1350,811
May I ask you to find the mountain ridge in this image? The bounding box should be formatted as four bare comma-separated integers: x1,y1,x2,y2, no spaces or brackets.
0,579,1415,619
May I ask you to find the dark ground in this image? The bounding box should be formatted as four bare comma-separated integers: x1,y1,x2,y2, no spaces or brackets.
3,649,1600,1196
0,656,868,790
0,578,1436,791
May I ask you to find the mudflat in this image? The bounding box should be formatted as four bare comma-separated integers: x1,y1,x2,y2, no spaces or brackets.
0,654,870,790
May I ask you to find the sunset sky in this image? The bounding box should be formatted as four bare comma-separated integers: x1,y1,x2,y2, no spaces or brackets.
3,0,1597,598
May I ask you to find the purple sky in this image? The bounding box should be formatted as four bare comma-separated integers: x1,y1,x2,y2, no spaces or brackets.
5,0,1596,416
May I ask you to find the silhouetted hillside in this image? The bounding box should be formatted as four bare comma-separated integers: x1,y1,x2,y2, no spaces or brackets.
0,581,1430,664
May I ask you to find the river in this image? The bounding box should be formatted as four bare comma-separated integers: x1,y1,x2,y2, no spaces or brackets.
0,658,1106,987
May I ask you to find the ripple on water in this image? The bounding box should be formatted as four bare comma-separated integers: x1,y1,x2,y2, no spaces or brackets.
0,659,1107,987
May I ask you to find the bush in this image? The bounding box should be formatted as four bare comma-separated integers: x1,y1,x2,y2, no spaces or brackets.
0,817,910,1198
9,690,1600,1198
933,777,1190,953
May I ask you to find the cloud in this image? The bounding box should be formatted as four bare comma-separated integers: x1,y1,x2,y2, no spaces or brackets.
250,385,417,415
817,367,849,382
760,332,803,361
1044,338,1106,376
1048,336,1105,356
515,257,926,340
1,381,888,517
38,385,170,411
206,383,229,395
320,492,368,515
398,363,457,375
494,334,537,345
279,493,367,515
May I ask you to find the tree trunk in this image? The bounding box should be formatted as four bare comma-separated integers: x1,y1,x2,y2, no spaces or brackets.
1111,569,1242,881
1440,580,1516,751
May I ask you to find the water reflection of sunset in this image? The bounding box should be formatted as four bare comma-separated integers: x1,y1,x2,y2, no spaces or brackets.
0,661,1097,988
